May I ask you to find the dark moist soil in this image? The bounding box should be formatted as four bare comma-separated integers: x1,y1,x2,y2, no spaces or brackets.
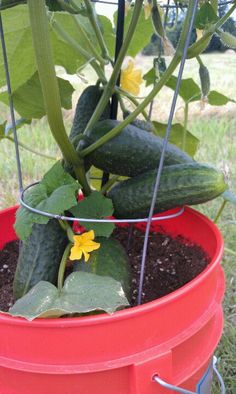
0,229,210,312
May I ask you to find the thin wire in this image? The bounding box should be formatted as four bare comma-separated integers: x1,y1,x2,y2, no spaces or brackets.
0,13,23,193
137,0,199,306
20,181,185,223
91,0,235,7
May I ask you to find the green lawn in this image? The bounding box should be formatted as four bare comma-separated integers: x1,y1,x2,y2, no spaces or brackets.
0,52,236,392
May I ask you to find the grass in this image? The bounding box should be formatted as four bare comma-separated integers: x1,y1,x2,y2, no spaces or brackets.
0,53,236,392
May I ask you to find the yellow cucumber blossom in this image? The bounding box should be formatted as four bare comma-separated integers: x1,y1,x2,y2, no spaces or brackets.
120,59,143,96
69,230,100,262
144,0,152,20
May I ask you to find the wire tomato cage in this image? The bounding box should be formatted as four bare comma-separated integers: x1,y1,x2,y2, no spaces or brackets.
0,0,214,303
0,1,228,392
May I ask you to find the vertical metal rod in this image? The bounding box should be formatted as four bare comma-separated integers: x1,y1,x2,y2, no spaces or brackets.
101,0,125,188
137,0,199,305
0,13,24,193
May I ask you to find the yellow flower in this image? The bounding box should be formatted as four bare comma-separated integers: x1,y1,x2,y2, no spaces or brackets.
144,0,152,20
120,59,143,96
69,230,100,262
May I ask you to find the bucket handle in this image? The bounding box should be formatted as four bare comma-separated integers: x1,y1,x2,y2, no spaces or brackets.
153,356,225,394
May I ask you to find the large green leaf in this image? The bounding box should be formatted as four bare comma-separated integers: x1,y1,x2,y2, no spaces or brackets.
70,191,114,237
208,91,236,106
153,121,199,157
15,162,79,241
0,73,74,119
9,272,130,320
113,7,153,58
0,5,90,94
0,1,78,11
195,2,219,30
99,15,115,58
77,237,131,297
166,76,201,103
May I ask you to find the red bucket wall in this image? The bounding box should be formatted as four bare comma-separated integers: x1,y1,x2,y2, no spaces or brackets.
0,206,225,394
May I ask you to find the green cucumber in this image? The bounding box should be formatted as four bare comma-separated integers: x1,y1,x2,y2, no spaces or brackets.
107,163,227,219
13,219,68,300
70,85,111,143
74,237,131,298
80,119,194,177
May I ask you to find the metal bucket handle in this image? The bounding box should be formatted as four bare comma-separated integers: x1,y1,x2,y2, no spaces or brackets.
153,356,225,394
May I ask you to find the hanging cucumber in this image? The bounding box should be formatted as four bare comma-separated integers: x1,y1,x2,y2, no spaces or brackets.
80,119,194,177
13,219,68,300
107,163,227,219
69,85,111,144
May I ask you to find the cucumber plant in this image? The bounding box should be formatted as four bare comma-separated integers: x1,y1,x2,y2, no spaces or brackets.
0,0,235,320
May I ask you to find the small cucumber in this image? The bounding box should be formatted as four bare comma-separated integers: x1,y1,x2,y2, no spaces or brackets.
13,219,68,300
107,163,227,219
81,119,194,177
74,237,131,298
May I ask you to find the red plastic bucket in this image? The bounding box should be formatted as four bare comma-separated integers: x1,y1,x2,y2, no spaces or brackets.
0,206,225,394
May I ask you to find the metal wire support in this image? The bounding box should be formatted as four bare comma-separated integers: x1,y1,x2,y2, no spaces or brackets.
20,181,185,224
153,356,226,393
0,13,24,193
137,0,199,305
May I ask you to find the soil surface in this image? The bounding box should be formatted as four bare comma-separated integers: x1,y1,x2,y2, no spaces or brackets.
0,229,210,312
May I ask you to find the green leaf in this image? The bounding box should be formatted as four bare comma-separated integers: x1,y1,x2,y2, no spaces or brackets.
0,6,89,94
77,237,131,297
0,0,25,11
143,67,156,87
0,121,7,138
222,190,236,206
217,30,236,49
9,272,130,320
70,191,114,237
195,2,219,30
15,162,79,241
153,121,199,157
208,90,236,106
166,76,201,103
98,15,115,58
0,73,74,119
114,7,153,57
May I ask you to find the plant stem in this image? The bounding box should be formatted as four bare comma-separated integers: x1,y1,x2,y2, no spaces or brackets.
3,136,57,160
115,87,150,121
101,175,120,194
51,18,106,83
27,0,91,195
83,0,144,133
182,102,189,151
57,243,72,291
73,15,107,66
83,0,110,60
214,200,227,223
196,55,203,66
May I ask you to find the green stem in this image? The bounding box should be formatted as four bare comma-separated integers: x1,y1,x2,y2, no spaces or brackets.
83,0,144,133
101,175,120,194
51,18,106,83
57,243,72,291
182,102,189,151
214,200,227,224
224,247,236,257
83,0,110,60
187,2,236,58
4,136,57,160
58,219,69,231
115,87,150,121
196,55,203,67
73,15,107,66
28,0,91,196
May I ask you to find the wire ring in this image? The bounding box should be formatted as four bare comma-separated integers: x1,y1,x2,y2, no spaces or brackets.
20,181,185,224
